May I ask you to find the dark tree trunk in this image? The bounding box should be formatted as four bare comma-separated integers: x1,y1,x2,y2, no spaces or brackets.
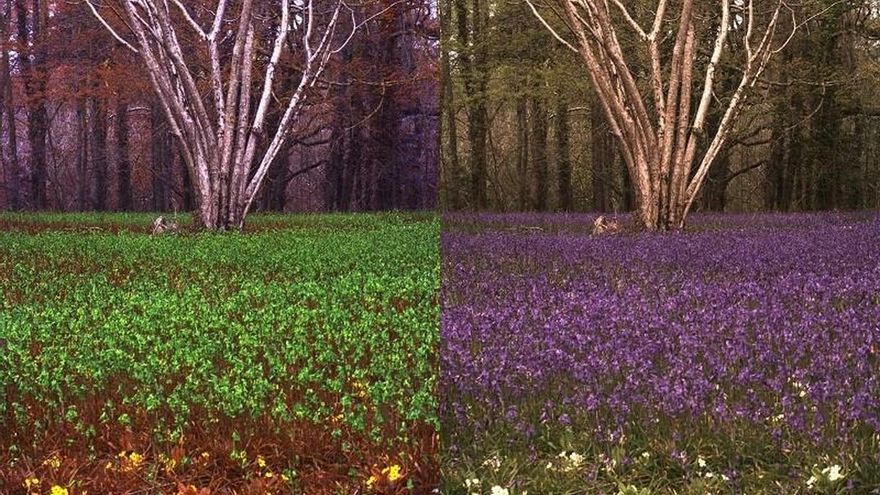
179,142,193,211
150,104,171,211
325,123,346,210
76,99,89,211
467,104,488,209
0,0,18,210
455,0,489,209
17,0,49,209
703,153,729,211
324,41,352,211
263,142,288,211
556,99,572,211
590,101,612,212
116,101,132,211
92,99,108,210
441,0,460,209
621,154,634,212
515,97,529,211
530,97,548,210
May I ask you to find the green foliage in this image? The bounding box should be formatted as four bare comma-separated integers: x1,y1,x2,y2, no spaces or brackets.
0,212,439,447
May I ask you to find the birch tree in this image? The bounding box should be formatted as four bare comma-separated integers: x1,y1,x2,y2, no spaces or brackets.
526,0,825,229
85,0,361,230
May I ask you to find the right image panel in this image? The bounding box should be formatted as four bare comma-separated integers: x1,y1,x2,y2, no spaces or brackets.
440,1,880,493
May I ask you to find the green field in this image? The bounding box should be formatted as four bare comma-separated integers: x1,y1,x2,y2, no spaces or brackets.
0,212,439,494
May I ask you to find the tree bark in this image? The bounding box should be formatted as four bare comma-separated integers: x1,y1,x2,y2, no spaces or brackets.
76,99,89,211
17,0,49,209
590,101,612,212
86,0,349,230
515,97,529,211
529,0,794,229
150,103,171,211
556,98,572,211
454,0,489,209
530,97,548,210
92,99,108,210
0,0,19,210
441,0,460,209
116,101,132,210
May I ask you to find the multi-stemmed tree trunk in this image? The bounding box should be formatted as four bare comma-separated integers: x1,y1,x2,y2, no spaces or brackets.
528,0,808,229
86,0,358,230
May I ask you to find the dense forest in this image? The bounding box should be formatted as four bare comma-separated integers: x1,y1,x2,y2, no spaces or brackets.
0,0,439,214
441,0,880,214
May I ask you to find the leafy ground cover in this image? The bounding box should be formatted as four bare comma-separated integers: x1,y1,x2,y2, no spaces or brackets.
442,212,880,495
0,212,439,494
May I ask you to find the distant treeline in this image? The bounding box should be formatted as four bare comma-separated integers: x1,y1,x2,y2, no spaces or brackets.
0,0,439,213
441,0,880,213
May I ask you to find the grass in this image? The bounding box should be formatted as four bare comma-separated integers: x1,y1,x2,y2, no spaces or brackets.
0,211,439,494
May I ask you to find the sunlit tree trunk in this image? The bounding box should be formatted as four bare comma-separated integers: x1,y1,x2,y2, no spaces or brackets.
528,0,807,229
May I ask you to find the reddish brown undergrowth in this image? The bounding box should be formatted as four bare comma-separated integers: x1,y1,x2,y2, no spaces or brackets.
1,416,438,494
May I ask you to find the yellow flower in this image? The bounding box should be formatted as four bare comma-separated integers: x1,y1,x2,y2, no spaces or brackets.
281,473,290,482
264,471,274,478
256,455,267,468
120,451,145,472
366,475,378,488
42,454,62,469
201,451,211,461
50,486,68,495
382,464,403,482
159,453,177,472
23,477,40,489
353,381,369,398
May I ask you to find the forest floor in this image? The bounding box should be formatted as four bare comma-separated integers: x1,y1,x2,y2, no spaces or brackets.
0,212,439,495
441,211,880,495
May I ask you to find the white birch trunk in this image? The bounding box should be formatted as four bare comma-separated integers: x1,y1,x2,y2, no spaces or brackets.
85,0,356,230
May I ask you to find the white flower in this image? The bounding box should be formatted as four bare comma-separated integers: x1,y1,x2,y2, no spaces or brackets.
464,478,480,489
721,474,730,481
823,465,844,482
704,472,715,479
490,486,509,495
567,452,585,469
697,456,707,468
482,455,502,471
807,474,818,488
641,452,650,460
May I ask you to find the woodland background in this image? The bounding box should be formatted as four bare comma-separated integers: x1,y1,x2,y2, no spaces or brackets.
440,0,880,213
0,0,439,213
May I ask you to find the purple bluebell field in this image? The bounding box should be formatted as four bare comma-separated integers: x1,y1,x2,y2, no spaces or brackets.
441,212,880,493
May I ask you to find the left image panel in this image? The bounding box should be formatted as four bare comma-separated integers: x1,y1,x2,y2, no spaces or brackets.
0,0,440,493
